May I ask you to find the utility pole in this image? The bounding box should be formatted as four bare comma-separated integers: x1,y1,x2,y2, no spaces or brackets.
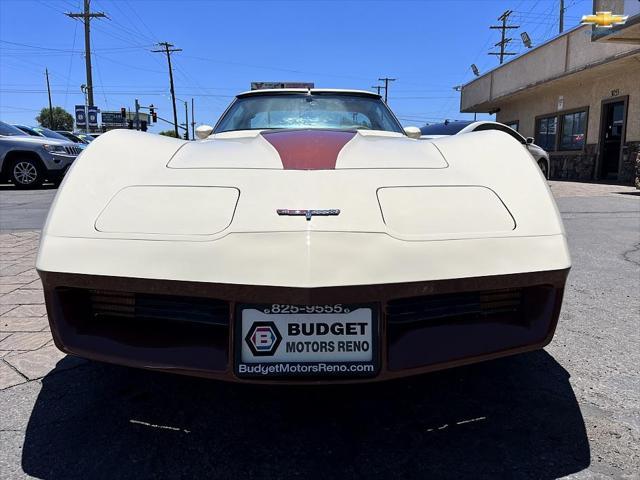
65,0,106,107
135,98,140,131
489,10,519,64
378,77,396,103
559,0,565,33
184,101,189,140
152,42,182,138
191,98,195,140
371,85,383,96
45,69,54,129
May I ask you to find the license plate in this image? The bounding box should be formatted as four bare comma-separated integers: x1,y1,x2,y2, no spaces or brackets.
235,304,379,379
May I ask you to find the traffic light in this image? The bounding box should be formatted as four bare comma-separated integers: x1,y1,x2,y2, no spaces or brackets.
120,107,126,119
150,105,157,123
141,120,148,132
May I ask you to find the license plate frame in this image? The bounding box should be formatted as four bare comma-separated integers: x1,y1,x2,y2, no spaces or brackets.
234,303,380,379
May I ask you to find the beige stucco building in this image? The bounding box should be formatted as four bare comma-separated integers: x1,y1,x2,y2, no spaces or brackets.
460,0,640,184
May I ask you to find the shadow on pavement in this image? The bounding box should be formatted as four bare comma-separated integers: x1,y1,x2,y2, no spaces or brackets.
0,184,57,190
22,351,589,479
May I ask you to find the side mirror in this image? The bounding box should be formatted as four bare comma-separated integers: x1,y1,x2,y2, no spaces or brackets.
404,126,422,139
195,125,214,140
526,137,534,144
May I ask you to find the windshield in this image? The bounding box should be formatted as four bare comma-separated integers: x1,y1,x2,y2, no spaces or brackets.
420,121,472,135
33,127,70,141
15,125,40,136
0,121,27,136
215,93,403,133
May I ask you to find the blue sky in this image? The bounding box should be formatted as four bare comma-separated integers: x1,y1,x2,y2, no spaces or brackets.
0,0,594,131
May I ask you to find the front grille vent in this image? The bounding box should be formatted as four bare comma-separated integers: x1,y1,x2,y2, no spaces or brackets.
387,288,522,325
64,146,82,155
89,290,229,326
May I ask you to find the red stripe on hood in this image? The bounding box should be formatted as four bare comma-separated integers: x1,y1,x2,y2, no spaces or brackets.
262,130,356,170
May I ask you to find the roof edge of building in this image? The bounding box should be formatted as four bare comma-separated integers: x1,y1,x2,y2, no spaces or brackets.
461,47,640,113
462,24,589,90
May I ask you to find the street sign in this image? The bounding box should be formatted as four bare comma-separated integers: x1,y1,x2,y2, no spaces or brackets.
75,105,86,128
101,111,125,126
101,111,150,126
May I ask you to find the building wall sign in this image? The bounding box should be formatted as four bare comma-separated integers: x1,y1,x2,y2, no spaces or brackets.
581,11,628,28
557,95,565,110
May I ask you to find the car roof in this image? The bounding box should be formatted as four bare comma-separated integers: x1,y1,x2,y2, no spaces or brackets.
420,120,520,136
236,88,381,99
420,121,474,135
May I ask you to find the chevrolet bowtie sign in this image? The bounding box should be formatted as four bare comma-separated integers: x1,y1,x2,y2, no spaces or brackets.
581,11,628,28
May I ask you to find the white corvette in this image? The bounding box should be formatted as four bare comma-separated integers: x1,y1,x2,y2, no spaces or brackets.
37,89,570,383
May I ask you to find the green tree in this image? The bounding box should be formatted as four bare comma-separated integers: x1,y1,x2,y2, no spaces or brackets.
36,107,74,131
158,129,179,138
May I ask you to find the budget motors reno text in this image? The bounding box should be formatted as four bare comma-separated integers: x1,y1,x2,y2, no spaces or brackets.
236,304,379,378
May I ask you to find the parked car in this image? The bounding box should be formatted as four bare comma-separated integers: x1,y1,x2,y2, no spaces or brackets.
0,121,80,188
14,125,85,154
37,88,569,383
420,120,551,179
56,131,94,144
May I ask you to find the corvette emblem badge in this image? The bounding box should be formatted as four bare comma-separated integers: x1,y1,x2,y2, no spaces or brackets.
277,209,340,221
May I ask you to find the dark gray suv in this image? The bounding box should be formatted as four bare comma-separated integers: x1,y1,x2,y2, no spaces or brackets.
0,121,80,188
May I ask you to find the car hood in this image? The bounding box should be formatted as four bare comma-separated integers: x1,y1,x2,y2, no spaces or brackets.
168,129,448,170
38,129,570,287
1,135,74,147
527,143,547,155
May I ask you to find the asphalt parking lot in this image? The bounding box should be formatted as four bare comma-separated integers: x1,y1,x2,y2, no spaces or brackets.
1,181,639,479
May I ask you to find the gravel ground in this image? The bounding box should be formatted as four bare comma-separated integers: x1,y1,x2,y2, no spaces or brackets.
0,182,638,479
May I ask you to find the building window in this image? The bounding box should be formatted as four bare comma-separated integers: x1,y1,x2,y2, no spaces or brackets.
535,116,557,151
559,110,587,151
504,121,519,132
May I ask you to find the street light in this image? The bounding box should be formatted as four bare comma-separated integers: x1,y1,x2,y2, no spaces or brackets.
80,84,89,134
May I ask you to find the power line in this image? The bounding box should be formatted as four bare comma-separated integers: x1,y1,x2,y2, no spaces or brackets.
0,39,150,52
92,49,109,108
489,10,520,64
65,0,106,107
64,15,78,110
152,42,182,138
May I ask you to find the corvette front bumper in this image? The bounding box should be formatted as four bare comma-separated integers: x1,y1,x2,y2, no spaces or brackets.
39,268,568,384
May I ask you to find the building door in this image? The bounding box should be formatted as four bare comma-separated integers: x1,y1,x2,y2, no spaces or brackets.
599,99,626,179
